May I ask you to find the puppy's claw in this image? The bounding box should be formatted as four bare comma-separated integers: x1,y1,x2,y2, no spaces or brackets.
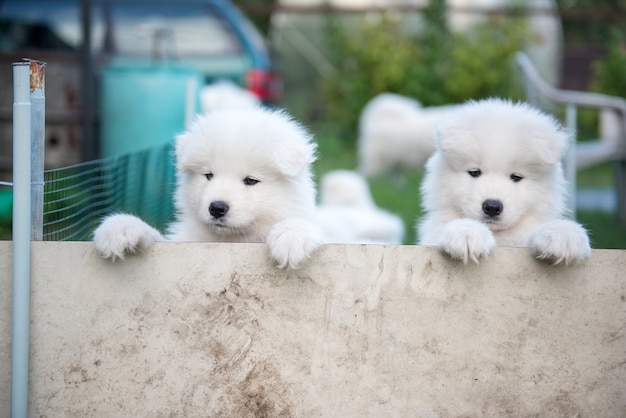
439,219,496,264
93,214,163,260
529,219,591,265
267,218,325,269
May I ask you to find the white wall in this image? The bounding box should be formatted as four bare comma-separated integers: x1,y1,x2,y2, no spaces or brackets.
1,241,625,416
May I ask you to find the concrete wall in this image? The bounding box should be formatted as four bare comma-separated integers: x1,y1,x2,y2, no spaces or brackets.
0,241,625,417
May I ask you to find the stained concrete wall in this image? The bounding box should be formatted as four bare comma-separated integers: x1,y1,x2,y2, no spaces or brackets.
0,241,625,417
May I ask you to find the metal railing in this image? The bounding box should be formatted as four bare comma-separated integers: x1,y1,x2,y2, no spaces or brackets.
516,52,626,225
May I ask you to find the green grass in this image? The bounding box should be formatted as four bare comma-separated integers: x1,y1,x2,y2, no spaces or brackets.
577,211,626,249
576,162,615,189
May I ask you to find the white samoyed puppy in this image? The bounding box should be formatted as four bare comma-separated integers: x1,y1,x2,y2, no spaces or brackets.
357,93,459,178
316,170,405,244
417,98,591,265
93,107,325,269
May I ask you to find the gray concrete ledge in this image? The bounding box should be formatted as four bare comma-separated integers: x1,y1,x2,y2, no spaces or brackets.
1,242,625,417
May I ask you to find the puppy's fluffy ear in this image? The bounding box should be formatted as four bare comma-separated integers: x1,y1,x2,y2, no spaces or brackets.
435,124,459,153
435,122,479,161
273,140,317,178
526,120,571,166
174,130,193,171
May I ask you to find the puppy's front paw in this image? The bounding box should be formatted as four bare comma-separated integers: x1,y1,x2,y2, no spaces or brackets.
93,214,163,260
529,219,591,265
267,218,325,269
439,219,496,264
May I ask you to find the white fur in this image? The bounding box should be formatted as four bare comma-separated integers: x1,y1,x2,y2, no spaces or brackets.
316,170,405,244
417,98,591,265
357,93,459,177
92,213,163,260
320,169,376,208
93,107,324,269
200,80,259,112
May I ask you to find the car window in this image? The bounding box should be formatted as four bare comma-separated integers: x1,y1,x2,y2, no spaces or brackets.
0,1,82,51
0,1,244,58
103,3,243,59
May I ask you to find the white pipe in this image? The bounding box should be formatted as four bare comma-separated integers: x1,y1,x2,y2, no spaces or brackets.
29,60,46,241
185,76,197,129
565,103,577,218
12,61,32,418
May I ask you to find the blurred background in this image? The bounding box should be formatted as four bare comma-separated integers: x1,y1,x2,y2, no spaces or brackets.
261,0,626,247
0,0,624,247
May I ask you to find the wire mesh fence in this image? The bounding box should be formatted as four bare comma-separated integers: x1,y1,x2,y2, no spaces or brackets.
42,143,176,241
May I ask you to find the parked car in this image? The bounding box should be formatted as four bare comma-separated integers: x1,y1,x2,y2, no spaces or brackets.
0,0,282,172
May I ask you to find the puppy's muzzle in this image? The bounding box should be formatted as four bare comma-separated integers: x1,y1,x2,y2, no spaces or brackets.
209,201,229,219
482,199,503,218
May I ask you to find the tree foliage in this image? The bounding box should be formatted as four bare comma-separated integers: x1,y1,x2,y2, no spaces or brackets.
590,29,626,98
321,2,528,138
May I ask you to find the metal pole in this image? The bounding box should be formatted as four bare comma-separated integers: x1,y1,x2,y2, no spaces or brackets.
565,103,577,218
185,76,197,129
81,0,95,160
29,60,46,241
617,113,626,225
12,61,32,418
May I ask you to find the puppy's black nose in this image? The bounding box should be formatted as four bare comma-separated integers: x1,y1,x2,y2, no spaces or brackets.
209,201,229,219
482,199,503,217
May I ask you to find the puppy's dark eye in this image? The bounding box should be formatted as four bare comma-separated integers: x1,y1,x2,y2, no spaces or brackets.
243,176,260,186
468,169,482,178
510,173,523,182
205,172,214,181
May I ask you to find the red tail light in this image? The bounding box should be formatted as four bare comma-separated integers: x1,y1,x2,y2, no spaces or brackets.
245,69,283,103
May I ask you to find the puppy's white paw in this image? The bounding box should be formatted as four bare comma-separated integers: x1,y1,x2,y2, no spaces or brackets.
267,218,325,269
529,219,591,265
93,213,163,260
439,219,496,264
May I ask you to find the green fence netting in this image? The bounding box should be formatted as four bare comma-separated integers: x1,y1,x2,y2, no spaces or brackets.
43,143,176,241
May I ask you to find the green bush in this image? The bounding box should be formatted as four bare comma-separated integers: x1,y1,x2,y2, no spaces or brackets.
321,4,528,140
321,13,427,135
590,28,626,98
444,17,527,101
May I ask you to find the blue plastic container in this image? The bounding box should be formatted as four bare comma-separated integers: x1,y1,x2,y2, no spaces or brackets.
100,64,203,158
